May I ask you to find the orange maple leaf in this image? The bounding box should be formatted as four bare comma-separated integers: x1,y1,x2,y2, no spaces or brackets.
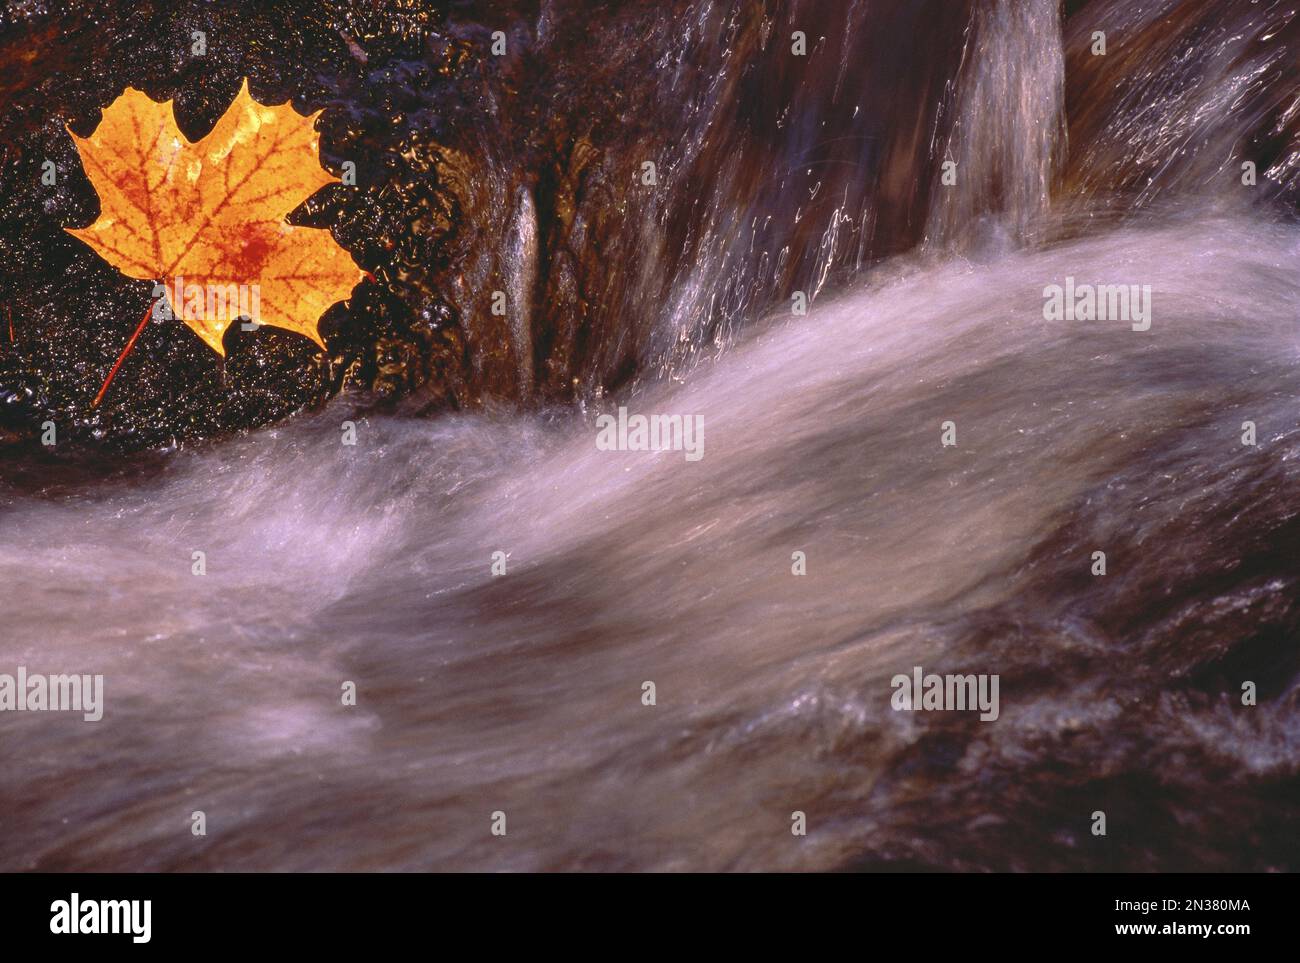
66,80,360,360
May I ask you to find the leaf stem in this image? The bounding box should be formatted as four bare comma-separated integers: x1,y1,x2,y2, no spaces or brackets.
92,296,158,408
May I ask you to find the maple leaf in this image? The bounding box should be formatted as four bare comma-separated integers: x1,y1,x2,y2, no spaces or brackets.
66,79,360,358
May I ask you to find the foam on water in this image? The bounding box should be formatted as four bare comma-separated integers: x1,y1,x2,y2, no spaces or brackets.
3,211,1298,870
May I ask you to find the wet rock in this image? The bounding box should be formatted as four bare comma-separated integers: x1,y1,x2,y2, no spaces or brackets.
7,0,1289,454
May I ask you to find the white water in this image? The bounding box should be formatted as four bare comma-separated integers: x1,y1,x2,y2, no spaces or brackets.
925,0,1065,248
4,211,1299,870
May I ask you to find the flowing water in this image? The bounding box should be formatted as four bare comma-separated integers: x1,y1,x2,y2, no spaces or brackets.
2,0,1299,871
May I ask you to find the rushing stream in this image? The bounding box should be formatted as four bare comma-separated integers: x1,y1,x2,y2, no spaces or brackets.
2,0,1299,871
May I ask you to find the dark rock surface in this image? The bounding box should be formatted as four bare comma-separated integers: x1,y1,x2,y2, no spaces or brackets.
2,0,1297,454
0,0,977,452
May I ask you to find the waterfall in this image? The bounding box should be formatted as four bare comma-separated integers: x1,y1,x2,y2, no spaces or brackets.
2,0,1299,872
925,0,1066,249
